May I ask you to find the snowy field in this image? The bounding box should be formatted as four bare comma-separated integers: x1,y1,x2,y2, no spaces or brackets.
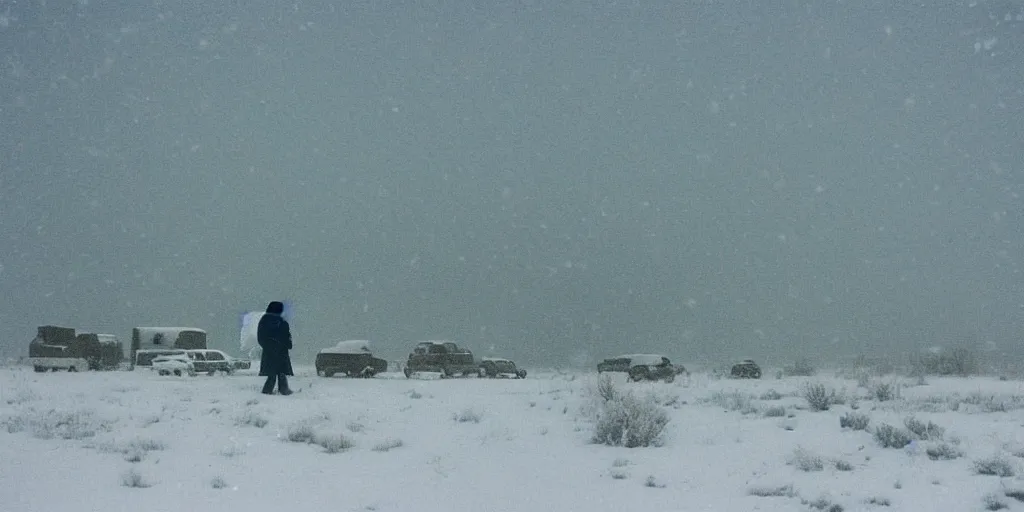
1,365,1023,512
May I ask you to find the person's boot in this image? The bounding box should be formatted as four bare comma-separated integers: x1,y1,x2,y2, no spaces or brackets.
261,375,276,395
278,375,293,395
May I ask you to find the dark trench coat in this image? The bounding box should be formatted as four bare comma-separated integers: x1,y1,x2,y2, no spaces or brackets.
257,313,294,376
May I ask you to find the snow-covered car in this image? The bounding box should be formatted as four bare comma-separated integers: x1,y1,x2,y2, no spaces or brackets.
315,340,388,378
479,358,527,379
597,354,685,383
186,349,250,375
151,355,196,377
134,349,189,369
730,359,762,379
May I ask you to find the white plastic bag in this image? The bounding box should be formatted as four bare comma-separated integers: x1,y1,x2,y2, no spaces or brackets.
239,311,264,353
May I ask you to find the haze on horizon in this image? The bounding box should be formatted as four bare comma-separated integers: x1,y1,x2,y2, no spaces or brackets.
1,1,1021,369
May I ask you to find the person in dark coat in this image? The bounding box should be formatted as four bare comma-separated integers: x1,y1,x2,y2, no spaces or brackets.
258,301,294,395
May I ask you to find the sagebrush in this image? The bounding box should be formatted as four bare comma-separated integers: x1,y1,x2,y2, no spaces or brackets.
592,384,669,448
804,383,838,411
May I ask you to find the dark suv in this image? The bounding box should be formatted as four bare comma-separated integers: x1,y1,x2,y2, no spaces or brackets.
730,359,762,379
597,354,684,383
315,340,388,378
404,341,478,378
479,358,527,379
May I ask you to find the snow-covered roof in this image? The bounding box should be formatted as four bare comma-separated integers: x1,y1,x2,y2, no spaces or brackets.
136,327,206,338
614,354,667,365
319,340,373,355
416,340,453,345
481,357,512,363
96,334,119,345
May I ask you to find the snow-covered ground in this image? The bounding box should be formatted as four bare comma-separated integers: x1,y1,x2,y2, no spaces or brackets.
1,365,1023,512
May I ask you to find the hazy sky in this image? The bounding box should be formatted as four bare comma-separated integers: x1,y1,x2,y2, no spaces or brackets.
1,0,1021,368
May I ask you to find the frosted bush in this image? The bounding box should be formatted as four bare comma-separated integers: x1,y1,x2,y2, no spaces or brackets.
235,410,268,428
839,412,870,431
121,469,151,488
286,422,317,443
903,416,944,440
870,381,899,402
974,456,1015,477
873,423,913,449
453,408,482,423
925,443,962,460
803,383,837,411
315,433,354,453
3,409,110,440
592,388,669,448
596,374,617,402
372,438,404,452
789,447,825,472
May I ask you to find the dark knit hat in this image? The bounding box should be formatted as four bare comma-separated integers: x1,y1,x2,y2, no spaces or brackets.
266,301,284,314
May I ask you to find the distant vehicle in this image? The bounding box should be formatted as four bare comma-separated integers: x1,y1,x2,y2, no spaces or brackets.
404,341,478,378
134,349,190,368
315,340,388,378
597,354,685,383
130,326,207,368
730,359,762,379
28,325,124,372
479,357,527,379
185,349,250,375
151,355,196,377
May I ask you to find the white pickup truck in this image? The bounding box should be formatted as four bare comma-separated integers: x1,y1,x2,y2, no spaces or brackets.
30,356,90,372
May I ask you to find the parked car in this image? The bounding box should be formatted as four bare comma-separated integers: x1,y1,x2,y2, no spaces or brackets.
315,340,388,378
186,349,248,375
597,354,685,383
28,326,124,372
134,349,190,369
151,355,196,377
404,340,477,378
479,358,527,379
730,359,762,379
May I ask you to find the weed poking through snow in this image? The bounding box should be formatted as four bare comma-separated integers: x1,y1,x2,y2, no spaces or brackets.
121,469,151,488
316,433,354,453
747,484,797,498
372,438,404,452
453,408,482,423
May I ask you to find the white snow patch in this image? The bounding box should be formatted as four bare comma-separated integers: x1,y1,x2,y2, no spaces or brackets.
318,340,373,355
0,369,1021,511
136,327,206,341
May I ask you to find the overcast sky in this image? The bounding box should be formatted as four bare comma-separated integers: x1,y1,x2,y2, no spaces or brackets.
1,0,1021,368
